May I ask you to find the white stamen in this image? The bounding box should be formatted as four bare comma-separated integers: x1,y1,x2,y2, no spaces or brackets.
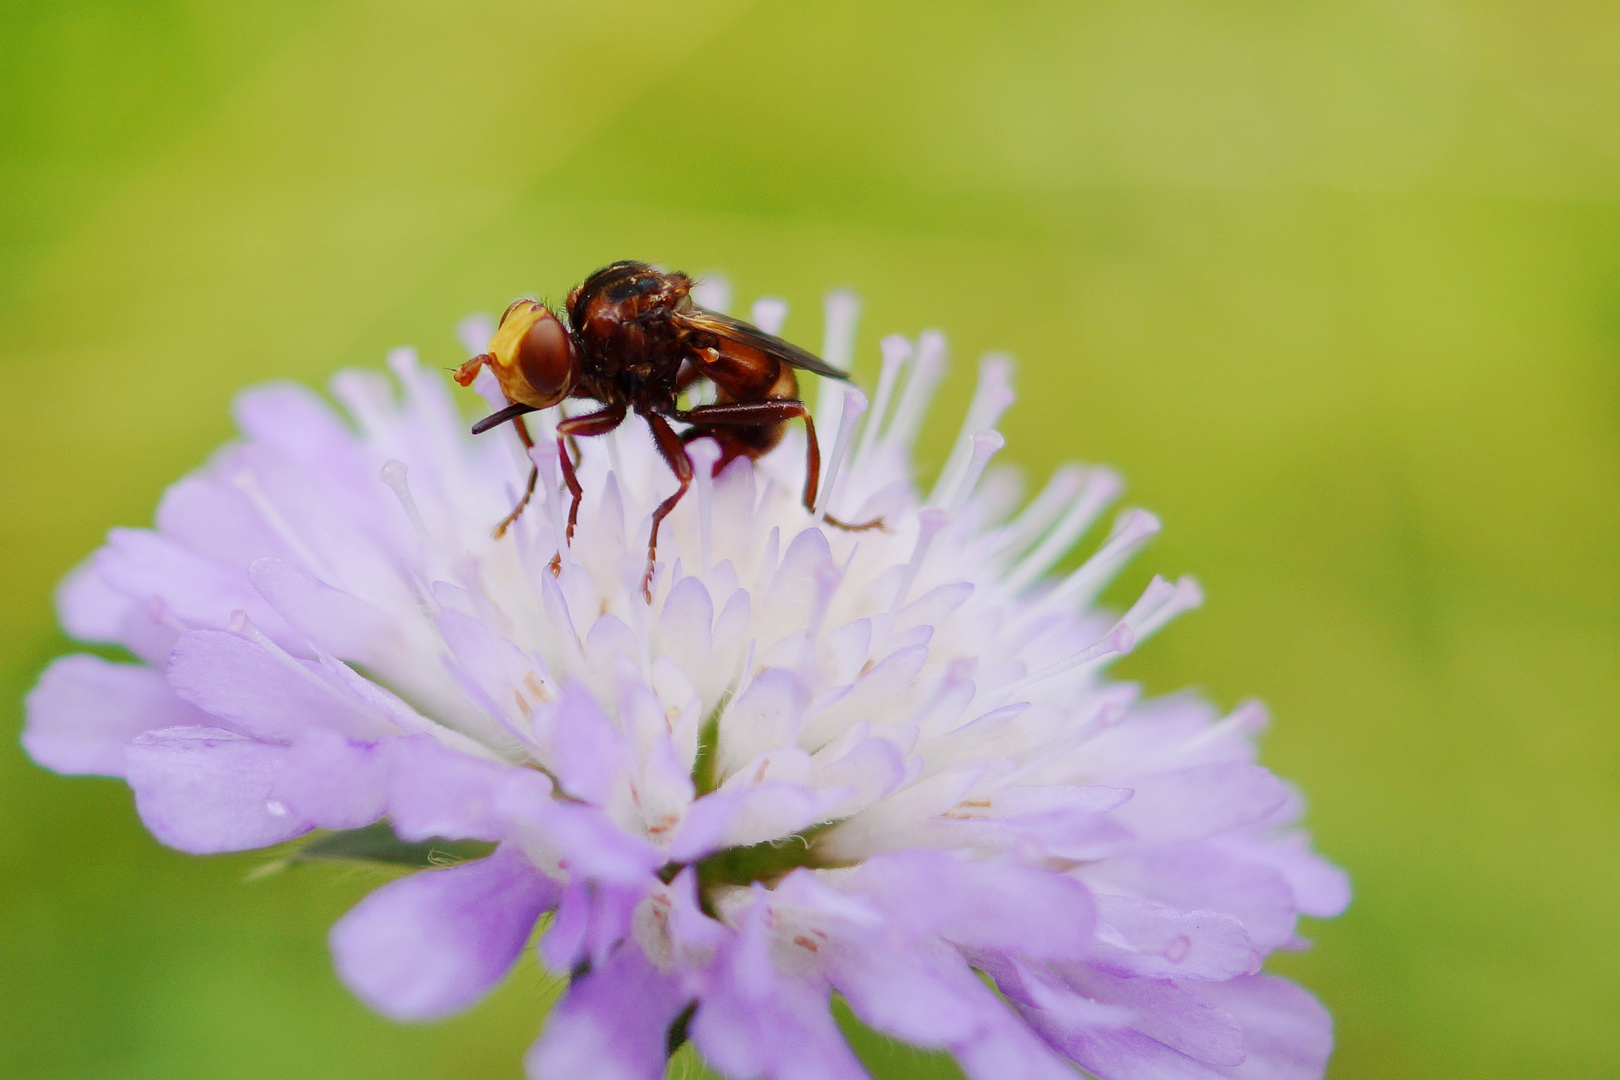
457,314,495,356
882,330,947,456
815,291,859,434
822,289,860,372
687,438,722,572
852,335,912,471
751,297,789,337
891,508,949,614
1000,624,1136,698
945,430,1007,519
930,354,1015,505
234,469,332,578
1120,575,1179,632
989,464,1090,559
692,275,733,314
816,388,868,523
379,460,438,553
997,697,1130,785
1130,575,1204,641
1178,700,1267,755
1003,469,1125,594
1043,508,1162,609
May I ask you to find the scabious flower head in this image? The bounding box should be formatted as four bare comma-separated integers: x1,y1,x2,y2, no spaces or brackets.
24,283,1348,1080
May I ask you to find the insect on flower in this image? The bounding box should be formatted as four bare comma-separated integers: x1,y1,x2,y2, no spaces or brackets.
455,260,881,599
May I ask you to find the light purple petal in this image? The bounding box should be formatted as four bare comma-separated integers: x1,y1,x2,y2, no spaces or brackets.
1219,832,1351,921
156,474,289,567
855,850,1096,959
23,655,208,776
548,681,632,805
1193,976,1333,1080
537,880,649,973
272,728,386,830
692,899,871,1080
56,558,135,642
828,935,1075,1080
165,629,394,741
96,528,301,648
125,725,311,853
249,557,405,667
1090,894,1258,981
1087,844,1299,952
531,800,666,884
1110,763,1289,848
384,736,526,842
1032,1020,1228,1080
526,943,687,1080
330,844,558,1021
232,382,364,477
667,782,828,862
1057,964,1245,1067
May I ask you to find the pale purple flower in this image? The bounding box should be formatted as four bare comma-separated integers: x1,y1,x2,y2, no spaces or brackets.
24,284,1348,1080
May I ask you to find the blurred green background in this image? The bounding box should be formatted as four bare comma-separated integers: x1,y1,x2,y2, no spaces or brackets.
2,1,1616,1077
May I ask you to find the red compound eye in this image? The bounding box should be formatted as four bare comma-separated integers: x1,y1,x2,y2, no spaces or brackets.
515,307,577,404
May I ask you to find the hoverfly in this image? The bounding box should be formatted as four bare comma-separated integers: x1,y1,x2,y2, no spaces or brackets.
455,261,880,599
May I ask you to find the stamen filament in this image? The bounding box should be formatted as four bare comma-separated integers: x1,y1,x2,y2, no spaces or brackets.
929,354,1014,506
945,429,1006,519
1003,469,1126,594
881,330,947,457
816,388,868,523
853,335,912,472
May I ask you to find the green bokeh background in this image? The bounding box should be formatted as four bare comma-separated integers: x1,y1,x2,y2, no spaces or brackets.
2,1,1616,1077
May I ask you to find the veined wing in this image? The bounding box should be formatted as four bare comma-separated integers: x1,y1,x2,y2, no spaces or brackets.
679,309,852,381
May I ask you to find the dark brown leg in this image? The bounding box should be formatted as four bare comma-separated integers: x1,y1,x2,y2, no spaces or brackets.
643,413,695,603
675,400,883,531
555,403,629,547
493,417,539,539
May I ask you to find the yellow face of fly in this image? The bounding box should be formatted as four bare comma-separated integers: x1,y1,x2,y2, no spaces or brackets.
476,299,577,410
487,299,546,386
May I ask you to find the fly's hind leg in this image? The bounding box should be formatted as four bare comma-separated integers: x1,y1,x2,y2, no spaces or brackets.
674,400,883,531
551,403,630,561
493,417,539,540
644,413,694,603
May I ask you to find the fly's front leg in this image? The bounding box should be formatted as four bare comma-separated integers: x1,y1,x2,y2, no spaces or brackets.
644,413,694,603
554,403,629,552
493,416,539,540
675,400,884,531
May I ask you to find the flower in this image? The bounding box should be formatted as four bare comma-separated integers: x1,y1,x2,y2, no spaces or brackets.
23,282,1349,1080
